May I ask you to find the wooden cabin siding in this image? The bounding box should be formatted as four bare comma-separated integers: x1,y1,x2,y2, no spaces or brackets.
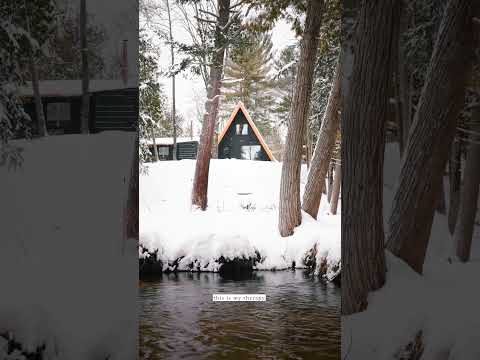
177,141,198,159
92,88,138,132
218,111,269,161
21,87,138,136
148,141,198,161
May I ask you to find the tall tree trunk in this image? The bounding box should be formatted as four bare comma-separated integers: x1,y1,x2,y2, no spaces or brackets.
151,128,159,162
341,0,396,315
306,128,311,169
302,58,342,219
330,162,341,215
191,0,230,210
278,0,324,237
80,0,90,134
29,59,47,137
327,162,334,202
436,174,447,214
24,0,47,137
166,0,177,160
386,0,479,274
454,106,480,262
448,137,461,234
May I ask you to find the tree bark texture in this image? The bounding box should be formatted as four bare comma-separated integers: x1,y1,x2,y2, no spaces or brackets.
327,163,334,202
341,0,396,315
330,162,341,215
386,0,479,274
454,106,480,262
448,138,462,234
278,0,324,236
191,0,230,210
302,58,342,219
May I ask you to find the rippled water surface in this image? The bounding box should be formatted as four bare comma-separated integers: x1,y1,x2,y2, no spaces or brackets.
140,271,340,359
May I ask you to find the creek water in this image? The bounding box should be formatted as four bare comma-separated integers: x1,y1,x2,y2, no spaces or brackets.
140,270,340,359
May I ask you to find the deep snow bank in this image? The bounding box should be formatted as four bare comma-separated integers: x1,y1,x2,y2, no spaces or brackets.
140,159,341,278
0,132,137,360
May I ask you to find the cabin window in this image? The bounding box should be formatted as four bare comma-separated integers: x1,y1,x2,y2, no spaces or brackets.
236,123,248,135
241,145,261,160
46,102,71,128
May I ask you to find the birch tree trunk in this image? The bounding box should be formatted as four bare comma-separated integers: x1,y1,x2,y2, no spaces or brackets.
191,0,230,210
166,0,177,160
302,58,342,219
341,0,396,315
386,0,479,274
454,106,480,262
330,162,341,215
80,0,90,134
278,0,324,236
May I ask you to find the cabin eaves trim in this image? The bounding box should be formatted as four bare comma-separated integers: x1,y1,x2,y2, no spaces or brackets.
217,101,276,161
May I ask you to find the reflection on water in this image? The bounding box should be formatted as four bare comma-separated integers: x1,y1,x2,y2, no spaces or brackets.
140,271,340,359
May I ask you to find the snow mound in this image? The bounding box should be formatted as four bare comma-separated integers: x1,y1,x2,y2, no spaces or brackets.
0,132,137,360
140,159,340,276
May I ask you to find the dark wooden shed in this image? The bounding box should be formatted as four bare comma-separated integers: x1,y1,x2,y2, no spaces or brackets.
19,80,138,135
217,102,275,161
146,137,199,161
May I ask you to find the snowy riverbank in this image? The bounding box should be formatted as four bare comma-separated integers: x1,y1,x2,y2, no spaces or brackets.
0,133,137,360
140,159,341,279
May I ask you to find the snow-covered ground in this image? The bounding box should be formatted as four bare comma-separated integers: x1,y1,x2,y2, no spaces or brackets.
0,132,138,359
140,159,341,277
342,143,480,359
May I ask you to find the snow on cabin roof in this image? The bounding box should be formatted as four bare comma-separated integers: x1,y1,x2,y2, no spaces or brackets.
142,137,199,146
18,79,138,97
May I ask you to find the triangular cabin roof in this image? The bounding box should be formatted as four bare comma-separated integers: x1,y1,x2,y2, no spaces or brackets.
218,102,276,161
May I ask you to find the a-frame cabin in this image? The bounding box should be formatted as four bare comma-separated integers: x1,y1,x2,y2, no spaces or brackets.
217,102,276,161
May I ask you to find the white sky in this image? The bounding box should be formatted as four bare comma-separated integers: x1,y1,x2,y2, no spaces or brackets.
156,14,297,136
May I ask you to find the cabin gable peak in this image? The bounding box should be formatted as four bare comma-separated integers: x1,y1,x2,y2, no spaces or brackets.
217,102,276,161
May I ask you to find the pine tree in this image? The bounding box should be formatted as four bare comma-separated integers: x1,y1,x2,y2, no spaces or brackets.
37,5,106,79
139,30,168,164
222,32,276,137
0,0,56,156
272,45,298,127
15,0,57,137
